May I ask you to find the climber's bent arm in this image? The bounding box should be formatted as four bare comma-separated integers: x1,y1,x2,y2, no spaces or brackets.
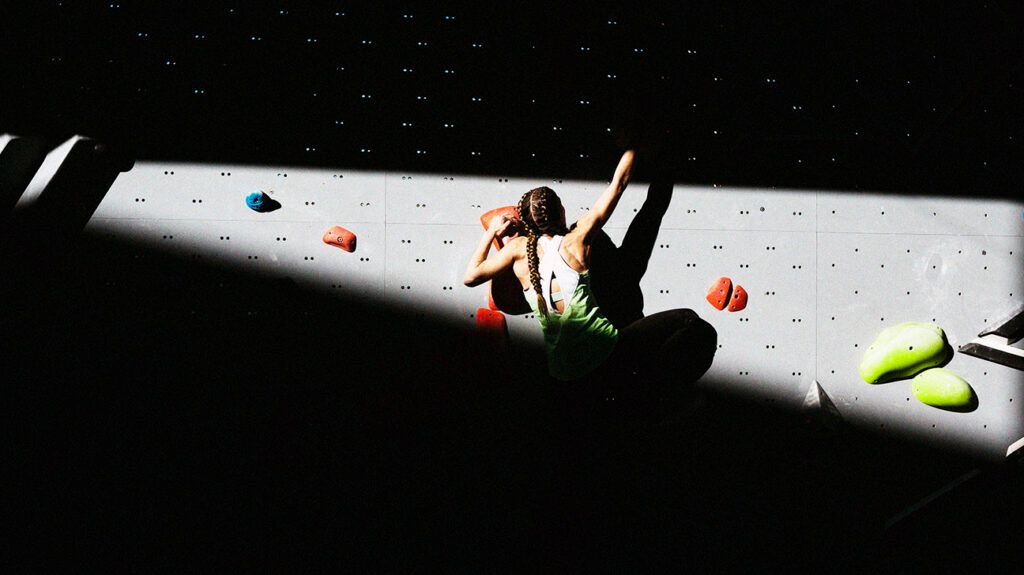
463,235,523,287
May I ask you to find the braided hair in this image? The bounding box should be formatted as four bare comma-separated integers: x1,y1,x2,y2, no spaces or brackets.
517,186,570,320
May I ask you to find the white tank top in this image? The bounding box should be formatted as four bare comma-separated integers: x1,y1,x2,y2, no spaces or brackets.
523,235,580,314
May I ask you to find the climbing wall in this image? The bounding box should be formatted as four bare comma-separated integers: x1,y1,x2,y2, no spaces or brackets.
815,195,1024,460
72,157,1024,461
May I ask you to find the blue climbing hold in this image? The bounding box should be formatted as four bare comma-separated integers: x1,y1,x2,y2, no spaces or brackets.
246,191,268,212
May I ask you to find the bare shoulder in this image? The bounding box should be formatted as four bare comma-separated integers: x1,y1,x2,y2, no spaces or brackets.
565,221,590,245
569,212,597,240
507,235,528,255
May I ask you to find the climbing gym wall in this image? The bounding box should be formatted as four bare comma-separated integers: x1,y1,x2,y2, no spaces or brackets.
59,152,1021,462
6,4,1024,568
4,2,1022,467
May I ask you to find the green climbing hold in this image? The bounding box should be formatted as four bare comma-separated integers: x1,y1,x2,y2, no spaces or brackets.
912,368,974,408
859,322,951,384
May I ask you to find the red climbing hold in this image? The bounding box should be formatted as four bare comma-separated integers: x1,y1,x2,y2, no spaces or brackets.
728,284,748,312
706,277,732,310
476,307,509,340
323,225,356,252
481,206,530,315
473,308,513,379
480,205,521,251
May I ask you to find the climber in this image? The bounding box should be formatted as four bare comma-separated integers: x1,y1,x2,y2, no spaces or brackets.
463,148,718,417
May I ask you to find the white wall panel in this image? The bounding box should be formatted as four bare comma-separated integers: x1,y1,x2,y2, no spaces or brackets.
94,163,386,224
637,229,818,406
656,186,817,233
817,231,1024,457
386,173,510,225
85,162,1024,460
819,192,1024,236
385,223,494,327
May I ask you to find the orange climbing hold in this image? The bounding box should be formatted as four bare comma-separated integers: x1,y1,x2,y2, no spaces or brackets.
728,284,748,312
322,225,357,252
476,307,509,340
481,206,530,315
706,277,732,310
480,205,521,251
473,308,513,378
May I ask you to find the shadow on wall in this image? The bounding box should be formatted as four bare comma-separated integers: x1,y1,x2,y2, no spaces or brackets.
2,228,559,565
3,137,1019,571
585,158,678,329
1,225,990,573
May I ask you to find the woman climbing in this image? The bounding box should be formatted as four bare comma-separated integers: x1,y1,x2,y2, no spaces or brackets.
463,148,717,419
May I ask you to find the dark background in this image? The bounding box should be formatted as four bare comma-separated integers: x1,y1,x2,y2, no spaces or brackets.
2,1,1023,571
4,1,1022,195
